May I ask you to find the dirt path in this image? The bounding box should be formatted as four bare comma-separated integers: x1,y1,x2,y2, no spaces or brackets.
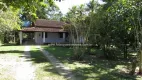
15,46,35,80
38,46,76,80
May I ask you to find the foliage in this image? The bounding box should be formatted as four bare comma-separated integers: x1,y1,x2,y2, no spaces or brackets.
19,0,63,21
0,6,21,43
64,4,88,43
46,4,63,20
63,4,89,60
0,8,21,32
63,0,142,74
0,0,62,43
18,0,51,21
87,0,142,58
1,0,63,21
88,0,142,74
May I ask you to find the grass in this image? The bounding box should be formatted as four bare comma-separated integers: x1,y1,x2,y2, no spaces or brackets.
1,45,141,80
42,46,74,63
0,46,24,80
42,46,142,80
0,45,66,80
30,46,66,80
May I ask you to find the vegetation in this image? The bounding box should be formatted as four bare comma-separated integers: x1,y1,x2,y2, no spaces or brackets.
0,6,21,43
61,0,142,75
43,46,142,80
0,0,63,44
1,0,142,78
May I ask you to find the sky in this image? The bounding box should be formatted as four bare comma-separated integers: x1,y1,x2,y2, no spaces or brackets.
55,0,105,14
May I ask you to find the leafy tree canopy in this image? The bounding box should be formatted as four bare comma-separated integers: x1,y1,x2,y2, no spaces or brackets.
0,0,62,21
0,7,21,33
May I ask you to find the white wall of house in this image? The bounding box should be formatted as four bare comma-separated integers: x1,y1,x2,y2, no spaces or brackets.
34,32,43,44
45,32,65,43
34,32,65,44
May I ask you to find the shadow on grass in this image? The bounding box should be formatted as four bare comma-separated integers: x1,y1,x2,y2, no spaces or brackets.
77,54,138,80
29,50,47,63
42,46,139,80
1,43,19,46
43,46,74,63
72,67,137,80
42,64,61,76
43,46,127,65
72,57,137,80
0,50,24,54
28,48,64,79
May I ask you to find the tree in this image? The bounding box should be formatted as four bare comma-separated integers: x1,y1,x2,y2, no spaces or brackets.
46,4,63,20
0,6,21,43
88,0,142,74
63,4,91,60
1,0,63,21
0,0,63,44
86,0,99,13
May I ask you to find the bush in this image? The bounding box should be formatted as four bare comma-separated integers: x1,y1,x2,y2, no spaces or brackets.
104,46,117,60
72,47,85,61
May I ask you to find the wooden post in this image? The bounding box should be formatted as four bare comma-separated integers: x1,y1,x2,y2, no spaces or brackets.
19,31,23,45
14,31,15,43
63,33,65,42
43,32,45,43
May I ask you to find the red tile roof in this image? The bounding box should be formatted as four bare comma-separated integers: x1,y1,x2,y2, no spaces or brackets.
21,19,66,32
35,19,65,28
21,27,66,32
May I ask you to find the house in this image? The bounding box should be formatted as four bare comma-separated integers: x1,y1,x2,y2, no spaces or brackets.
19,19,68,44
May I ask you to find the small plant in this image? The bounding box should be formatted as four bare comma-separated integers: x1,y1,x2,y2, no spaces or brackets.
104,46,117,60
72,46,85,61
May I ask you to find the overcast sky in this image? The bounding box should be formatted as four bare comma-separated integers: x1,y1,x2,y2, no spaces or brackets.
55,0,105,14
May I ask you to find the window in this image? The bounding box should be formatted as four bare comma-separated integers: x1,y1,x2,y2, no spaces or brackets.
42,32,43,38
45,32,48,38
59,33,63,38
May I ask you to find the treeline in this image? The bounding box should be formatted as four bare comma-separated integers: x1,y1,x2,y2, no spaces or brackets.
62,0,142,74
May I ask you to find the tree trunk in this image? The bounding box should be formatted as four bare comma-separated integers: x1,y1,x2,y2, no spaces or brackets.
4,32,8,43
14,31,16,43
124,38,128,59
103,44,108,59
130,59,137,75
124,44,128,59
138,39,142,74
139,50,142,74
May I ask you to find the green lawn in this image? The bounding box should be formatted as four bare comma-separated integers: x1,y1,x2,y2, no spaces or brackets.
0,46,24,80
42,46,142,80
42,46,74,63
30,46,66,80
1,45,141,80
